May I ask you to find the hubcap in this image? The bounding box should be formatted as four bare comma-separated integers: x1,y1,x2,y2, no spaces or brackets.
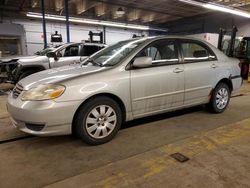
216,88,229,110
85,105,117,139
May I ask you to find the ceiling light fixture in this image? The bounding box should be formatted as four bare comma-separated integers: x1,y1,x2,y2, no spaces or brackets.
116,7,125,16
203,3,250,18
178,0,250,18
26,12,167,31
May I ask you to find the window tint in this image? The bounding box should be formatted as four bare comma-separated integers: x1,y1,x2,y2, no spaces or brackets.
58,45,79,57
65,45,79,56
81,45,101,56
181,42,216,62
138,40,178,65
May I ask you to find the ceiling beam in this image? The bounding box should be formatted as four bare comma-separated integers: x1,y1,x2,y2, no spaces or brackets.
93,0,185,18
95,3,107,16
31,0,39,8
75,0,100,14
54,0,64,11
19,0,26,11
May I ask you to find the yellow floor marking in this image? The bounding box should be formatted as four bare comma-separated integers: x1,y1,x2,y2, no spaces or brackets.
97,118,250,187
46,118,250,188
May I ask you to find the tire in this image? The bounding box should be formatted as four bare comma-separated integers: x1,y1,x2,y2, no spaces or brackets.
74,96,122,145
19,70,38,81
207,82,231,113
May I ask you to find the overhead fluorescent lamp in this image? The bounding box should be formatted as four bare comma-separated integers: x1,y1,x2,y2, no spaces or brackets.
26,12,167,32
178,0,203,7
178,0,250,18
203,4,250,18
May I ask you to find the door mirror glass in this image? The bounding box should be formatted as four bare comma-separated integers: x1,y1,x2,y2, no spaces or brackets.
133,57,152,68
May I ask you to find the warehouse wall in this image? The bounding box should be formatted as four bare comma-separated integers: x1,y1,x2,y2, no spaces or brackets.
164,12,250,37
0,23,27,55
2,18,148,55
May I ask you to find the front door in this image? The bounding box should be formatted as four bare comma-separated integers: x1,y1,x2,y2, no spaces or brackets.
130,39,185,118
50,44,81,68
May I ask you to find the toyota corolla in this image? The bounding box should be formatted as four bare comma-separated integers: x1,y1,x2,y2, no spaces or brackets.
7,36,242,145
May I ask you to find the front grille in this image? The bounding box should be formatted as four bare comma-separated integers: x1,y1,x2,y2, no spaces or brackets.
12,83,23,99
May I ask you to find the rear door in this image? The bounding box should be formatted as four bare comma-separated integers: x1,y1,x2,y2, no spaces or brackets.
80,45,103,61
130,39,185,118
179,39,218,105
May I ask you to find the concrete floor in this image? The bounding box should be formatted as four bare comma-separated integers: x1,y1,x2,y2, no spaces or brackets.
0,82,250,188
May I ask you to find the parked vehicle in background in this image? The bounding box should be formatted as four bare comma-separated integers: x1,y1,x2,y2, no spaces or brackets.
190,26,250,79
0,42,106,83
7,36,242,145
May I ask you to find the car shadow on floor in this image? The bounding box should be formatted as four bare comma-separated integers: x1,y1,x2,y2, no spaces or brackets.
122,105,206,130
8,105,207,146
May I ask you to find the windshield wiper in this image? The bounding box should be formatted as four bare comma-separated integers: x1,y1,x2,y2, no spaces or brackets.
83,59,103,67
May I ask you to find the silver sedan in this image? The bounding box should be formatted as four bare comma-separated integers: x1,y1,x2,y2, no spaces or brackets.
7,36,242,145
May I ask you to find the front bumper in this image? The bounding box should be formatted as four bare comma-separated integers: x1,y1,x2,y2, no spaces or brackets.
7,93,81,136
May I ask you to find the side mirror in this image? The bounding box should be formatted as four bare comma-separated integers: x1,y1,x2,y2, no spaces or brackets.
47,52,58,61
133,57,152,68
34,51,40,55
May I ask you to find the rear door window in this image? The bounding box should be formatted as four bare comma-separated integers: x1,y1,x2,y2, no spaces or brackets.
56,45,79,57
180,41,216,63
80,45,103,56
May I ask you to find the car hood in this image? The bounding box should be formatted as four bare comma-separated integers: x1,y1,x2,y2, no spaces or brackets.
19,64,108,90
0,55,39,63
17,55,49,64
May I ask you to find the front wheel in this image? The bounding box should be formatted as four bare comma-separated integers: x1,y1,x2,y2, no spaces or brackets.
74,96,122,145
207,83,231,113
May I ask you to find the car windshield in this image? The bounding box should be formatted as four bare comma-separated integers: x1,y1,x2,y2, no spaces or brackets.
86,38,148,66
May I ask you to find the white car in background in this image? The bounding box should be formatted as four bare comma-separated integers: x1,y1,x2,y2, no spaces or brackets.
0,42,106,83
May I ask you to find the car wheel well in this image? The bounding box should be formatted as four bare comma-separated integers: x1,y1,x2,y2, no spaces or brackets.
21,66,45,73
216,78,233,92
72,93,126,133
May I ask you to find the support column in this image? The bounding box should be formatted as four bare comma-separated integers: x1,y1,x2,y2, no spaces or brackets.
64,0,70,43
41,0,47,48
103,26,106,44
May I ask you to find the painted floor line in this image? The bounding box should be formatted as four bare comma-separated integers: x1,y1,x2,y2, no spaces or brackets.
45,118,250,188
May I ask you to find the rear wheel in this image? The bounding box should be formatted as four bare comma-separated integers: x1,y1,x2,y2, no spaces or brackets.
207,82,231,113
74,96,122,145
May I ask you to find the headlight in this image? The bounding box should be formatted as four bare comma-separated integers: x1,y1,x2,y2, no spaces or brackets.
21,84,65,101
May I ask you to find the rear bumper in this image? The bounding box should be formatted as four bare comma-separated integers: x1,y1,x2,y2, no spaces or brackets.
231,76,242,94
7,93,81,136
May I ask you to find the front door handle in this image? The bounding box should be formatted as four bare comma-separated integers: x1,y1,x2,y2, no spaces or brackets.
173,68,184,73
211,64,218,69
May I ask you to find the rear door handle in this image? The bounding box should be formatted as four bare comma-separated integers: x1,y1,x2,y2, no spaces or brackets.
211,64,218,69
173,68,184,73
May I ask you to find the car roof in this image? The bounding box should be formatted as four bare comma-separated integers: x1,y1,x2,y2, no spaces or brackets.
65,42,107,47
52,42,107,52
136,35,208,42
